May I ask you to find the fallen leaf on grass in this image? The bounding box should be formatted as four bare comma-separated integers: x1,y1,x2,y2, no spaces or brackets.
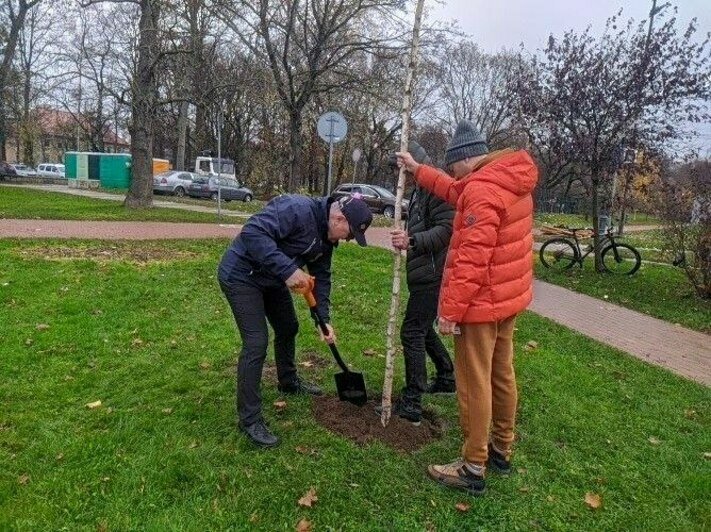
36,323,50,331
455,502,470,512
362,348,376,357
295,446,318,456
524,340,538,351
299,360,314,368
86,400,102,409
274,400,288,411
648,436,661,445
298,487,318,508
584,492,602,510
18,474,30,485
296,519,312,532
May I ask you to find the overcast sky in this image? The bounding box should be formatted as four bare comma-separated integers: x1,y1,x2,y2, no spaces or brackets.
428,0,711,155
429,0,710,53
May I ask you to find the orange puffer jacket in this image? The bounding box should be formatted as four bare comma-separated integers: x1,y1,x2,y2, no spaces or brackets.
414,150,538,323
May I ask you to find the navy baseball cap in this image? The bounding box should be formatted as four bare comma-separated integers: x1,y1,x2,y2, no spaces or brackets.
338,196,373,246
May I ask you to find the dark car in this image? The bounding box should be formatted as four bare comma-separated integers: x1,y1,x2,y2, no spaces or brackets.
331,183,409,218
0,162,18,180
187,176,254,202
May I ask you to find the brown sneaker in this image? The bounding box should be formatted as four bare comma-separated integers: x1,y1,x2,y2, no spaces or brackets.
427,460,486,496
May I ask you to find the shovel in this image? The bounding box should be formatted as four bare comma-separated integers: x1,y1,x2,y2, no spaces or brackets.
303,289,367,406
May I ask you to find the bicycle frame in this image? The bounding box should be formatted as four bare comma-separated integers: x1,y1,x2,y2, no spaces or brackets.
568,229,616,265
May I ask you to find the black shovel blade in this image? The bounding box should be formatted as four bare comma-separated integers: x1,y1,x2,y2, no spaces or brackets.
335,371,367,406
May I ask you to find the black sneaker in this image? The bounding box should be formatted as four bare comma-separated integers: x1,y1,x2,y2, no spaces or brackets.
486,443,512,475
426,377,456,395
427,460,486,496
374,399,422,426
238,420,279,448
277,378,323,396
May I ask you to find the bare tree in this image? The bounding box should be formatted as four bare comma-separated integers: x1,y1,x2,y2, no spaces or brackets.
214,0,407,191
433,41,520,149
0,0,43,159
514,6,710,270
381,0,426,427
80,0,166,208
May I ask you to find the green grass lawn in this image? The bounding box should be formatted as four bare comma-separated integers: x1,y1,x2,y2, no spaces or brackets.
535,259,711,333
1,240,709,530
0,186,237,224
535,213,661,228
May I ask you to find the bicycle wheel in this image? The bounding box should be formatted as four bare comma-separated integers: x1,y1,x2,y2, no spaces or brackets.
601,243,641,275
540,238,578,270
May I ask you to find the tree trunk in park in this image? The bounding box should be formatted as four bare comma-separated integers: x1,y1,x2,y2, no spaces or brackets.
176,100,189,171
0,0,42,160
381,0,426,427
124,0,160,209
591,175,604,272
289,110,304,192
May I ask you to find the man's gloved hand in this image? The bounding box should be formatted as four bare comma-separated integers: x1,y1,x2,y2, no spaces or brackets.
286,269,314,294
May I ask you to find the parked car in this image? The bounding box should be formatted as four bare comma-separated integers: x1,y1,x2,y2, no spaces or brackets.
37,163,66,178
153,170,197,197
187,176,254,202
10,163,37,177
0,161,18,180
331,183,409,218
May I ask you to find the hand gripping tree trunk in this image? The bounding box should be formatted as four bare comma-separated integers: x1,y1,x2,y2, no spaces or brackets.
380,0,426,427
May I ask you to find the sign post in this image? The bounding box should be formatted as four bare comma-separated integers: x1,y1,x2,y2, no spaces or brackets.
216,109,223,219
352,147,362,182
317,112,348,195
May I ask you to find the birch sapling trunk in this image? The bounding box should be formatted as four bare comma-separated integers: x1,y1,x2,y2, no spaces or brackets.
380,0,426,427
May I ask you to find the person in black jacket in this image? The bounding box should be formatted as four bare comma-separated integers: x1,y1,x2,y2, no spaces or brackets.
387,141,456,424
218,194,372,447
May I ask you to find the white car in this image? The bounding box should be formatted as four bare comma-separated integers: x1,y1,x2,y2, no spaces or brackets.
11,163,37,177
37,163,66,178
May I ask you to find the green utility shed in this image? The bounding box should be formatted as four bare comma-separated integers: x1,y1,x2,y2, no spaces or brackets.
64,152,132,188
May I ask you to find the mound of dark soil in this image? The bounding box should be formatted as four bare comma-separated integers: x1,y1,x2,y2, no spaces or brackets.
312,395,444,452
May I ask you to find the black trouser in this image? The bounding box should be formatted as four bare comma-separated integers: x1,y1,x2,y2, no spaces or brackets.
220,277,299,426
400,285,454,404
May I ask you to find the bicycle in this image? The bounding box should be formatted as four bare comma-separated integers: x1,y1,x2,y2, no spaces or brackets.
539,224,642,275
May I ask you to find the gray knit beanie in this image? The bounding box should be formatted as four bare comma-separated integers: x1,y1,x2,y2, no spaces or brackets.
444,120,489,166
387,140,431,168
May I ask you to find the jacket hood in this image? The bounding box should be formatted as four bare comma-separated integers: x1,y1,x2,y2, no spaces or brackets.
458,150,538,197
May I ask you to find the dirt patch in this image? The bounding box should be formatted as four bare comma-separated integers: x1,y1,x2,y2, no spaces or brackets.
312,395,444,453
297,351,331,370
17,243,201,264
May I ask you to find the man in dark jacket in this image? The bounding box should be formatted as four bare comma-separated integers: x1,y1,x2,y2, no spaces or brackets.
387,141,455,424
218,194,373,447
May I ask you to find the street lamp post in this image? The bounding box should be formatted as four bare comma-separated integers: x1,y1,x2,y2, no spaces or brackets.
216,109,223,219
